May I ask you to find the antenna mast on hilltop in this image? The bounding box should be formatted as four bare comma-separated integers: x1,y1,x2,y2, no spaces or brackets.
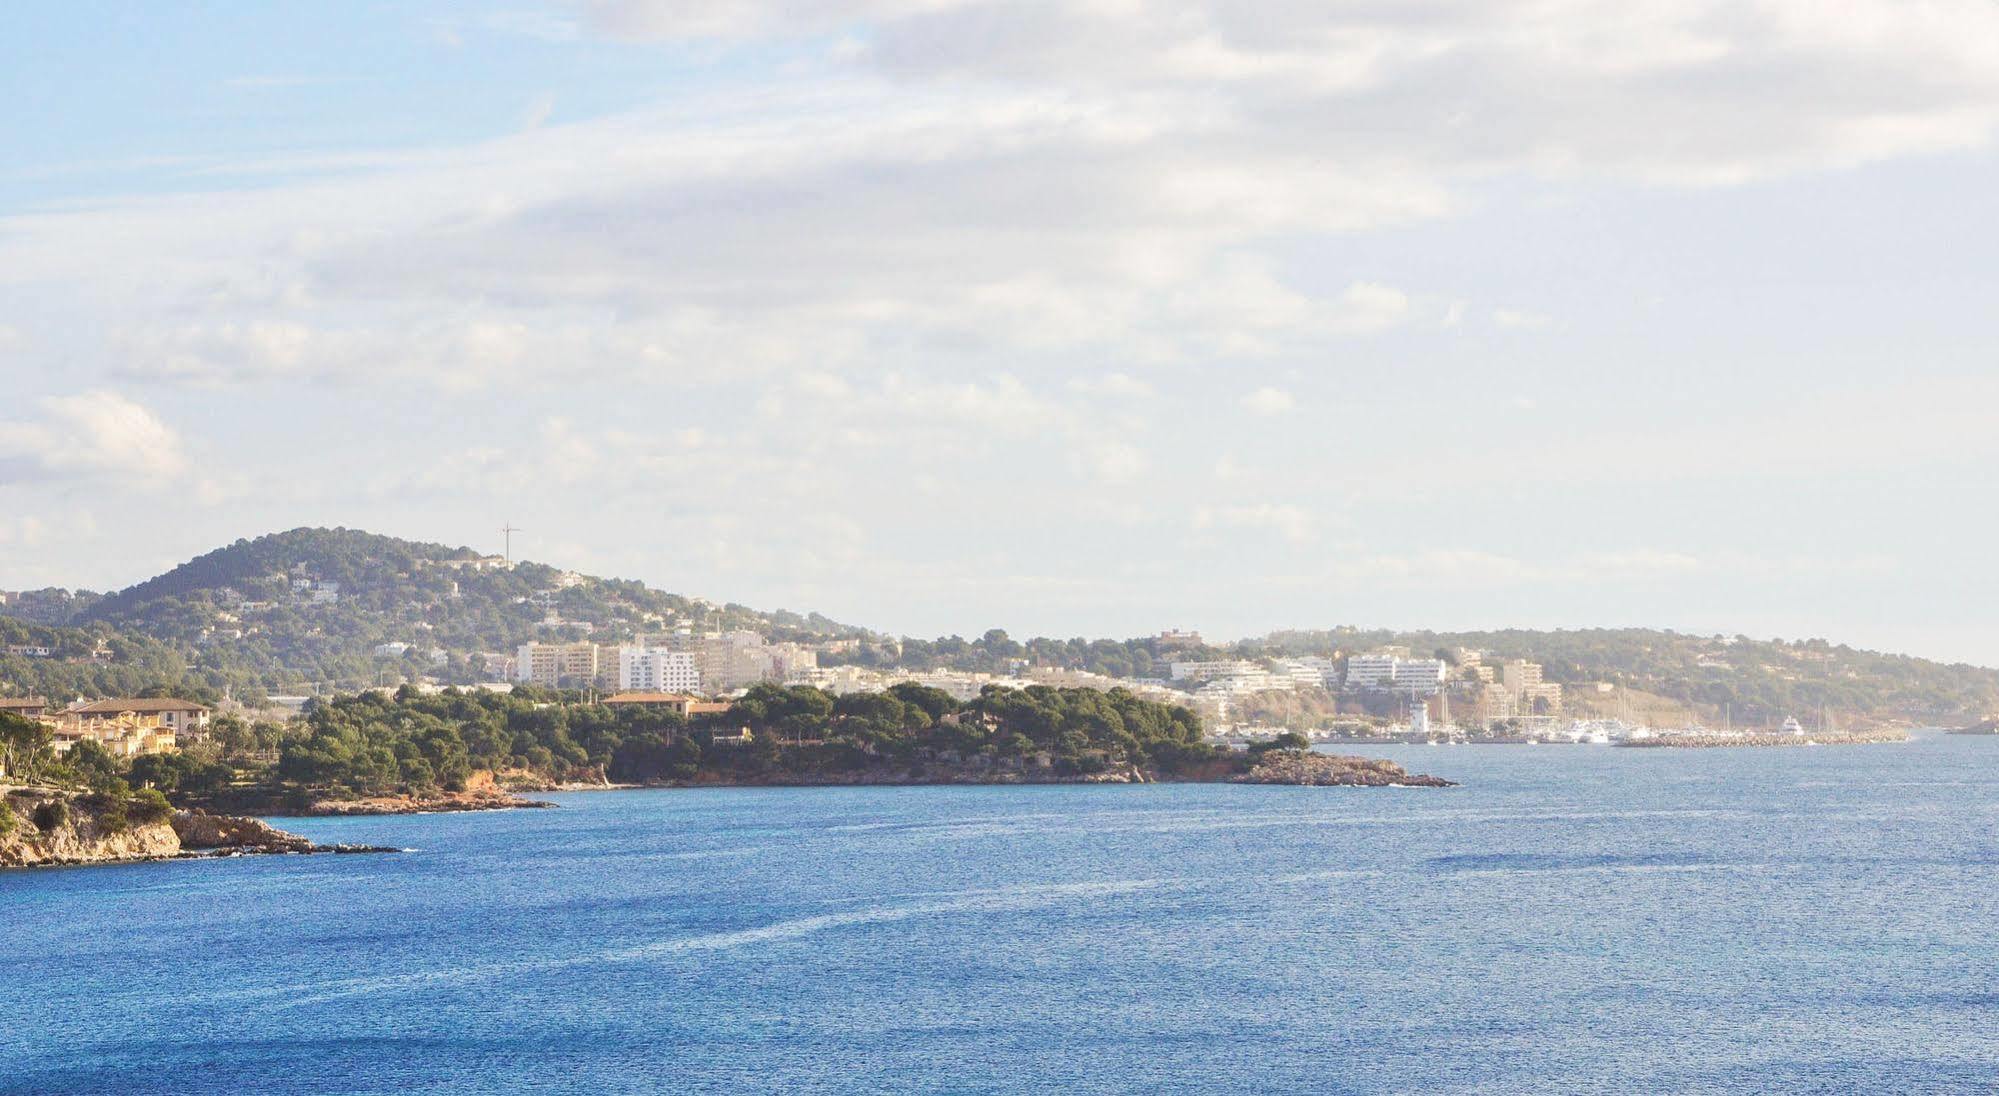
500,522,523,563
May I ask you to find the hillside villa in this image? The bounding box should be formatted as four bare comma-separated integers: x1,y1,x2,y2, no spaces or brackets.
0,696,209,759
602,692,735,720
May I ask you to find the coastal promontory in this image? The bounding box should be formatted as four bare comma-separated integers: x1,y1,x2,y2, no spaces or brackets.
0,788,391,868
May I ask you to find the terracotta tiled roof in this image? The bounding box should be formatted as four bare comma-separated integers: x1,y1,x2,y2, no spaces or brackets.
69,698,209,714
603,691,698,705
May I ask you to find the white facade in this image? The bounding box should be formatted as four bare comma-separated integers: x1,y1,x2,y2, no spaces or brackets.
1273,657,1338,689
1346,654,1447,695
1393,659,1448,695
1169,659,1261,682
619,648,701,693
1344,654,1400,691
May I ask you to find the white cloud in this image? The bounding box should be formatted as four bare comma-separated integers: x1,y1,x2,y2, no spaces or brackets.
1067,372,1154,399
1239,386,1296,416
1194,503,1315,544
0,391,188,484
581,0,1999,184
1330,282,1411,333
1492,307,1555,331
10,0,1993,409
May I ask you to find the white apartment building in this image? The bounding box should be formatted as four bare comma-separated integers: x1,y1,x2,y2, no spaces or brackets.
1273,657,1338,690
639,630,822,692
619,648,701,693
1393,659,1449,696
1169,660,1261,682
1345,653,1447,696
1344,654,1400,691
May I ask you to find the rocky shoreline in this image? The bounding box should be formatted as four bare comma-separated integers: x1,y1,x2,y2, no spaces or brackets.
1,791,396,869
1227,752,1456,787
299,790,557,816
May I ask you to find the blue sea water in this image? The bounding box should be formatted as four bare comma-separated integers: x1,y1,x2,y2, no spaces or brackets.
4,735,1998,1094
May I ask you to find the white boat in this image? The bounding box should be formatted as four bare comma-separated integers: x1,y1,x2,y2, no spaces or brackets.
1781,716,1805,735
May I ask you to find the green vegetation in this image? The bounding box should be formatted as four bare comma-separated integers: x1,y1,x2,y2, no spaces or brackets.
128,787,174,826
227,681,1215,801
1,711,56,784
829,629,1172,680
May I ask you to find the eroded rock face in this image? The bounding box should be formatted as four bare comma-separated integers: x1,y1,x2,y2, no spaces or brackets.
0,793,183,867
2,795,397,869
171,810,315,853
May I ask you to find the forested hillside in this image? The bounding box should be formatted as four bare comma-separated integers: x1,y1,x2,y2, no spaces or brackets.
0,528,862,702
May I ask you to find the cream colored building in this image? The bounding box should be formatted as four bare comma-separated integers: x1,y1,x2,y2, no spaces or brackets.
514,642,606,688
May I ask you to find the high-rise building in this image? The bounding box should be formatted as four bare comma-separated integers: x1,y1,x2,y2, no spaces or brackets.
1500,660,1562,715
514,642,601,688
1343,654,1400,691
619,648,701,693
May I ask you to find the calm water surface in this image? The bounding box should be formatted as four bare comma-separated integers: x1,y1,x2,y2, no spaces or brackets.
4,735,1997,1094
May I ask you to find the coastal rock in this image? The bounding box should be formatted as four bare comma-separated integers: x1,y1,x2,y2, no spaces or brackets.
1231,753,1455,788
297,768,557,815
0,796,182,867
1,791,397,869
303,790,554,815
172,810,315,853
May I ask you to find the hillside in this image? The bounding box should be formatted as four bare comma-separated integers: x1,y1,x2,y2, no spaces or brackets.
827,626,1999,725
0,528,864,702
1256,627,1999,725
6,530,1997,725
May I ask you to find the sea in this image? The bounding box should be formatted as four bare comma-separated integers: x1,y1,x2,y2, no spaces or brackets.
4,734,1996,1094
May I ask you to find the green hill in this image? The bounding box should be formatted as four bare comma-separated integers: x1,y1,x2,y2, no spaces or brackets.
1,527,864,702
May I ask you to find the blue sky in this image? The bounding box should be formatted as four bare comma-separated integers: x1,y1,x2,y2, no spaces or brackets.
4,1,1999,663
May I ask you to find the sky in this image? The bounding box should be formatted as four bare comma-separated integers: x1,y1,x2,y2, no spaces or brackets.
3,1,1998,663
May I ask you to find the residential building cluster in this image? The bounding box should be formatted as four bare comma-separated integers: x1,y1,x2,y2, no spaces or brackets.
1342,653,1449,696
511,631,820,694
0,695,209,762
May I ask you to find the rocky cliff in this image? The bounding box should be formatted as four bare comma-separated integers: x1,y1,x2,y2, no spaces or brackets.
0,793,181,867
1,790,393,868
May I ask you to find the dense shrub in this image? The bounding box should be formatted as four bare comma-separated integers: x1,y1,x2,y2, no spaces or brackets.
129,787,174,825
32,798,69,831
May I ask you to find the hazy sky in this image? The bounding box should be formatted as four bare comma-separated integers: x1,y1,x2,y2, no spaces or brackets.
4,2,1998,662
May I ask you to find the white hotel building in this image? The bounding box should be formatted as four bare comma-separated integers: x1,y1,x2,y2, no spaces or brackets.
1345,654,1448,696
618,648,702,693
